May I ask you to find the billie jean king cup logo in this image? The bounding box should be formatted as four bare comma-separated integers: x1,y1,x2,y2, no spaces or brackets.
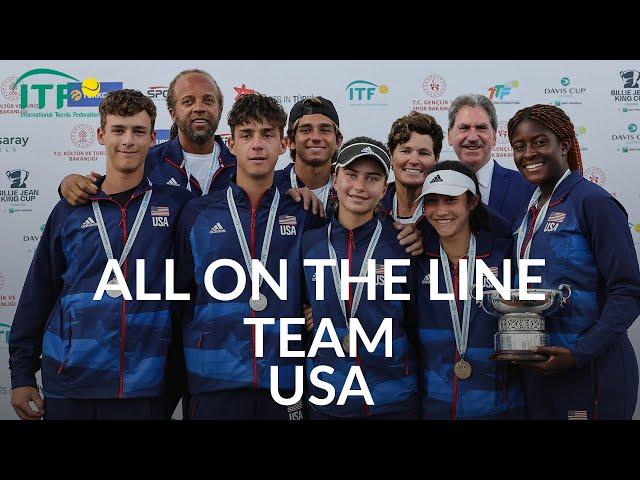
6,169,29,188
477,285,571,361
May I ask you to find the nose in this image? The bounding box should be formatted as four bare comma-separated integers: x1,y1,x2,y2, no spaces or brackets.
436,199,449,216
310,127,322,142
523,143,537,159
466,129,480,142
407,150,420,164
250,135,265,150
121,130,135,146
192,99,206,113
352,175,365,191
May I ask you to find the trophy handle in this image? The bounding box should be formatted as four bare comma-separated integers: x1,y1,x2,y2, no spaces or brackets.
558,284,572,307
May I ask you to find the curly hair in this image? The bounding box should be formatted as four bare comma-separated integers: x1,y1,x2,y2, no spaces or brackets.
99,89,156,130
228,93,287,138
387,111,444,157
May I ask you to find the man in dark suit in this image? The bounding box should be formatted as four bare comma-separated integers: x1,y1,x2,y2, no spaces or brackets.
447,94,535,232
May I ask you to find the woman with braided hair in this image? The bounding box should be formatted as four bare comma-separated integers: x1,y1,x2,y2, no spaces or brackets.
508,104,640,420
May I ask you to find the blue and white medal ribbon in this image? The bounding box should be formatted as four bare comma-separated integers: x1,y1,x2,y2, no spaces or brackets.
327,220,382,354
392,194,423,224
227,186,280,311
516,169,571,260
440,234,476,379
92,187,152,298
183,141,221,194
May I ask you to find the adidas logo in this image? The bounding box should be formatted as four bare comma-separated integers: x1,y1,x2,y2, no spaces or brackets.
361,146,374,154
430,174,443,183
422,274,430,285
81,217,98,229
167,178,180,186
209,222,226,234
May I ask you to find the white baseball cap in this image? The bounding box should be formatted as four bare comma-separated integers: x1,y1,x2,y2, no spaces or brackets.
416,169,478,203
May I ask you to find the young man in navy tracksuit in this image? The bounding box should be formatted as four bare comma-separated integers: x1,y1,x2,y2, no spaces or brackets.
302,137,420,420
410,161,525,420
9,89,194,420
55,70,322,419
173,93,325,420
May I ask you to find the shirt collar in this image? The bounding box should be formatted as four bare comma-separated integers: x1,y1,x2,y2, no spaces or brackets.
476,159,494,189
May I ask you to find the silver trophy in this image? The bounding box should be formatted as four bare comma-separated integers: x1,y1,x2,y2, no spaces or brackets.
477,285,571,361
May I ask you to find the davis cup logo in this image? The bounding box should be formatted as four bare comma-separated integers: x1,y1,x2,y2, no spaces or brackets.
0,272,4,291
585,167,606,186
1,76,19,102
71,124,95,149
423,74,446,98
497,121,510,145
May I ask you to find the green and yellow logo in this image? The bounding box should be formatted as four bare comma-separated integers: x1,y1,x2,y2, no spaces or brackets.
13,69,102,109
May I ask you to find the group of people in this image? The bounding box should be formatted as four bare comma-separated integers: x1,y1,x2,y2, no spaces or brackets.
7,68,640,420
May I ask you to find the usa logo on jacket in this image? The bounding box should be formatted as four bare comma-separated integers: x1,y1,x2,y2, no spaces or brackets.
151,206,170,227
544,211,566,233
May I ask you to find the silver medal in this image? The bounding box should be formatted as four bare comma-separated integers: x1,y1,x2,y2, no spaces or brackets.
342,332,351,355
249,293,268,312
106,277,122,298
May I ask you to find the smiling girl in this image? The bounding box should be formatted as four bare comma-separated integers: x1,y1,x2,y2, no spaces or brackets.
508,104,640,420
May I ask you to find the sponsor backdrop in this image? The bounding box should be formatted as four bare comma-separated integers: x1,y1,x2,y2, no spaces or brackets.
1,60,639,419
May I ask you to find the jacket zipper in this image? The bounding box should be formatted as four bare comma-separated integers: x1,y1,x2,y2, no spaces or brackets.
520,205,539,258
452,262,459,420
118,206,128,399
250,207,258,388
347,230,370,417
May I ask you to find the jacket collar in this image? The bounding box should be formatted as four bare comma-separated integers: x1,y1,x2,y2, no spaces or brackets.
89,175,152,202
228,174,279,209
424,227,494,259
167,135,236,167
548,170,582,207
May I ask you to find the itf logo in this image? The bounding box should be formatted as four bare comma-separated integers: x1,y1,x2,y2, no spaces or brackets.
621,70,640,89
346,80,389,104
6,169,29,188
488,80,519,100
13,68,122,109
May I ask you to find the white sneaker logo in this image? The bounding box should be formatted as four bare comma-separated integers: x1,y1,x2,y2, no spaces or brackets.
81,217,98,229
167,178,180,186
210,222,226,234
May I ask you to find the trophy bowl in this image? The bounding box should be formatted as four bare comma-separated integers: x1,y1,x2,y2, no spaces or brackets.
478,285,571,362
